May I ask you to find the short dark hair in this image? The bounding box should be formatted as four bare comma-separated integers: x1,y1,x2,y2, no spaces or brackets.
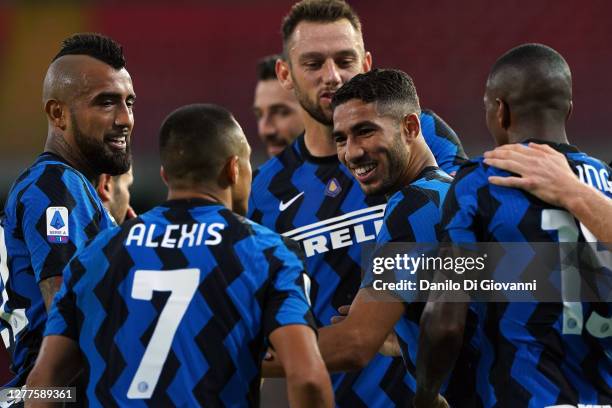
489,43,569,82
488,43,572,121
332,68,421,118
281,0,362,55
256,54,281,81
52,33,126,69
159,104,244,188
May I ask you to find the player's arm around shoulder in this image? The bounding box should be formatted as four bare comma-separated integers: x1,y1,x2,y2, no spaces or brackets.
484,142,612,243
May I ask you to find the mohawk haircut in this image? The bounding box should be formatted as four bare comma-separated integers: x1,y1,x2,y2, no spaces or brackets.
256,54,281,81
52,33,126,69
281,0,362,56
332,68,421,118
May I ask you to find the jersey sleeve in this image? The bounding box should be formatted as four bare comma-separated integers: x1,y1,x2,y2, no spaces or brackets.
439,162,486,244
262,237,317,338
420,109,468,176
361,187,444,296
380,187,443,244
20,165,105,282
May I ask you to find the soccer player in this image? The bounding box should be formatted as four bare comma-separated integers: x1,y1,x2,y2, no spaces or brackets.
253,54,304,157
95,166,136,224
0,33,134,386
264,69,477,407
26,104,333,407
484,142,612,243
416,44,612,407
249,1,467,405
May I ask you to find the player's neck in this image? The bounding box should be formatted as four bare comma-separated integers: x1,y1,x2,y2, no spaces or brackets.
167,188,230,208
388,140,437,198
507,123,568,145
302,114,337,157
403,141,437,186
44,132,97,182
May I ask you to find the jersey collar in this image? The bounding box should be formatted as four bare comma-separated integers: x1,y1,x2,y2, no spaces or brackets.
163,198,224,208
36,151,73,166
521,138,580,154
297,133,340,165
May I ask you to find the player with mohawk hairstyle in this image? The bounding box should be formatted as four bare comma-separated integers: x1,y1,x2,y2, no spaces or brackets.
0,32,134,387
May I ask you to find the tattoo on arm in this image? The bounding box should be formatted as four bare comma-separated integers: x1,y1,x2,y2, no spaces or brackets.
39,276,63,311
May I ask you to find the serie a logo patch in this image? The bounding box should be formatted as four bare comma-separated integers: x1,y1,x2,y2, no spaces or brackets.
46,207,69,244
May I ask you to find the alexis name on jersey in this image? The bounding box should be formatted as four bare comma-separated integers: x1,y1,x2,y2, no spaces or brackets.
125,222,224,248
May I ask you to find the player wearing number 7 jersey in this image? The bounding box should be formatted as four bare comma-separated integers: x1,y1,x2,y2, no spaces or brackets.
26,104,333,407
416,44,612,407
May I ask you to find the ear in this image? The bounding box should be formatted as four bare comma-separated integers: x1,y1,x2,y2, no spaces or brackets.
495,98,510,130
362,51,373,73
160,166,169,186
566,100,573,122
45,99,67,130
276,58,294,91
401,113,420,144
224,156,240,186
95,174,113,202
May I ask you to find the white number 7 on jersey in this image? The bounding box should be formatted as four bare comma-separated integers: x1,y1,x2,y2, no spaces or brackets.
127,268,200,399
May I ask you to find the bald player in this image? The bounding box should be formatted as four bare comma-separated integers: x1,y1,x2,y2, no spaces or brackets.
0,33,134,386
417,44,612,407
27,104,333,407
253,54,304,157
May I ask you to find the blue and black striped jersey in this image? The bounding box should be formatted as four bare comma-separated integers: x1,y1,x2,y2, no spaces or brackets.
374,167,451,245
248,110,467,407
45,198,316,407
419,110,467,175
368,167,480,406
0,152,114,386
441,141,612,407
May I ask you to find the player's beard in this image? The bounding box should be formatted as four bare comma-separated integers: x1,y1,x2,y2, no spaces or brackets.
293,82,333,127
72,115,132,176
372,130,410,196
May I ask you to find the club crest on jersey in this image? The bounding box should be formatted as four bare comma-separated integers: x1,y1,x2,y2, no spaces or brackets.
46,207,69,244
325,178,342,197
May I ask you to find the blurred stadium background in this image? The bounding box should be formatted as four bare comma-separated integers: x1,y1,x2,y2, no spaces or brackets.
0,0,611,389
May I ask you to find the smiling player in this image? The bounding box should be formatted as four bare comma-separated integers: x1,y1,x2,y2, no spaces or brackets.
0,33,134,387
